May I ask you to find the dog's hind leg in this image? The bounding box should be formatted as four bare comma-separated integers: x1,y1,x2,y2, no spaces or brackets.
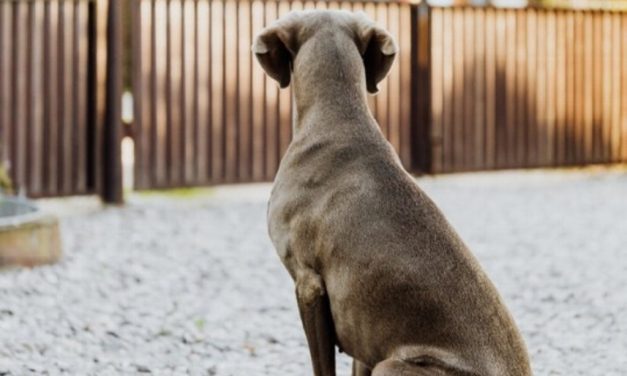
296,269,336,376
372,359,475,376
352,359,372,376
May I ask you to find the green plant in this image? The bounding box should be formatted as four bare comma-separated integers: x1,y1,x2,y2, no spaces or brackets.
0,150,12,194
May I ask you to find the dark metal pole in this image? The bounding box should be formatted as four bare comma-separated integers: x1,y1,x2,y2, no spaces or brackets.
102,0,123,204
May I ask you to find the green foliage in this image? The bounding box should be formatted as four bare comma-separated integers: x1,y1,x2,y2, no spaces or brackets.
0,161,12,195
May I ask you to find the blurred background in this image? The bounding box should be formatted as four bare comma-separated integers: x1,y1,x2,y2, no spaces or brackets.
0,0,626,375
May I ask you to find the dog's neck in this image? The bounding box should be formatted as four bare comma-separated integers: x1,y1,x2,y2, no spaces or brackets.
290,33,373,135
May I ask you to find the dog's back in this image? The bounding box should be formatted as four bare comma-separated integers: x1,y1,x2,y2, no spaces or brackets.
269,116,531,375
260,10,532,376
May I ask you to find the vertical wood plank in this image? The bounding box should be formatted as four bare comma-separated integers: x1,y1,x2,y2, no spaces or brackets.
545,10,556,166
536,10,547,167
610,13,621,162
495,9,507,168
154,0,168,186
574,11,585,163
238,0,252,180
526,8,537,167
63,0,75,194
0,2,8,174
47,0,60,194
12,1,28,190
555,11,567,166
211,0,224,181
224,0,238,182
462,8,474,170
451,8,464,170
474,8,485,169
565,11,575,164
197,0,210,182
399,4,412,168
592,12,603,162
251,0,265,180
485,7,496,169
181,0,193,185
515,9,527,167
29,1,45,194
600,11,612,162
168,0,183,185
139,0,154,188
583,12,594,162
505,9,516,168
430,7,443,173
76,1,89,192
622,14,627,162
441,8,454,172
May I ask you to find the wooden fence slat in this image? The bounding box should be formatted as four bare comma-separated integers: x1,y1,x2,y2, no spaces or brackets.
515,9,527,167
545,10,556,166
495,9,507,168
224,0,238,182
263,1,278,180
462,8,474,170
183,0,196,184
591,12,602,162
153,0,168,186
12,2,27,190
536,10,547,167
197,0,210,182
473,8,485,170
554,10,566,166
485,7,496,169
583,12,594,162
399,4,411,168
0,2,8,175
238,0,252,180
430,7,443,173
451,8,464,171
251,0,265,180
610,13,621,162
504,9,516,168
28,1,42,195
563,12,577,165
209,0,224,182
622,14,627,161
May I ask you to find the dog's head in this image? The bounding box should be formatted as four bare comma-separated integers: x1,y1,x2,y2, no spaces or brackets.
252,10,397,94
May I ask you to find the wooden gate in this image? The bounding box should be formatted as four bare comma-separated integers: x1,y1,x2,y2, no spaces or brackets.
130,0,415,189
426,5,627,173
0,0,110,198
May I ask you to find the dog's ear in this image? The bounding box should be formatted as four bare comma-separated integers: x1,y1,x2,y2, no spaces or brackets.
358,22,398,94
252,25,293,88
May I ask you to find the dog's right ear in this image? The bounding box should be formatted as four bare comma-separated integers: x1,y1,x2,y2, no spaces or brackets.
252,26,293,88
356,15,398,94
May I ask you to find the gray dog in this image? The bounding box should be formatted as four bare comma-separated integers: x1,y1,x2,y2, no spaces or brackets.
254,10,532,376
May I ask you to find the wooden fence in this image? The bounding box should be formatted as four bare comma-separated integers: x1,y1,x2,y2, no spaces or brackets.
2,1,626,198
0,0,109,197
131,0,414,189
426,6,627,173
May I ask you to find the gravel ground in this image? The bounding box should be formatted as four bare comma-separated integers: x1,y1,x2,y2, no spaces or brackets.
1,169,626,375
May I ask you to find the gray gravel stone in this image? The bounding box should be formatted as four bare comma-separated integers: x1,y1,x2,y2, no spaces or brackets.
0,170,625,375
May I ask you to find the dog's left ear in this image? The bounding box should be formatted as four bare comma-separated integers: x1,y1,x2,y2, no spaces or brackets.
252,25,293,88
358,21,398,94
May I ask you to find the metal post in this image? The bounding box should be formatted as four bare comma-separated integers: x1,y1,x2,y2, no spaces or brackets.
102,0,123,204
